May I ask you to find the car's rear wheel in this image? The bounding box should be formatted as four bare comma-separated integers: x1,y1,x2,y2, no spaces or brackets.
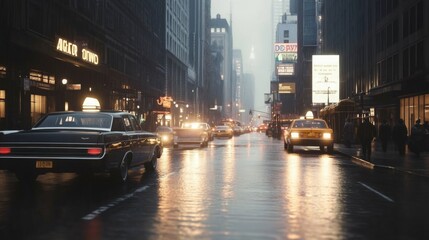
144,153,157,171
111,156,129,183
320,146,325,152
15,171,38,183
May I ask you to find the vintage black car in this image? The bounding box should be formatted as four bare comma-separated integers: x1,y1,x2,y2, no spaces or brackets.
0,111,163,183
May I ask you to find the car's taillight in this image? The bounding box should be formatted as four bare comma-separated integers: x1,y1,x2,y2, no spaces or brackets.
0,147,11,154
87,148,102,155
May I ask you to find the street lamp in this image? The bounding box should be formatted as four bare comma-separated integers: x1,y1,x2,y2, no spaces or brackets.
61,78,68,111
327,87,330,105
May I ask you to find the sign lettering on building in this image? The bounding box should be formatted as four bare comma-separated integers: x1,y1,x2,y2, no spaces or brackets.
56,37,99,65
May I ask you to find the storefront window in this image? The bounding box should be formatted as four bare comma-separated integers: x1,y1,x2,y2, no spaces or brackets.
0,90,5,118
400,94,429,135
0,66,6,78
425,94,429,122
31,94,46,125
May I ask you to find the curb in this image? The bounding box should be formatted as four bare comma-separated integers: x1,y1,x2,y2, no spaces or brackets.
335,150,429,179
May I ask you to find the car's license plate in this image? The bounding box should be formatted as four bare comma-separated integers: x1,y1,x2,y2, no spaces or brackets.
36,161,53,168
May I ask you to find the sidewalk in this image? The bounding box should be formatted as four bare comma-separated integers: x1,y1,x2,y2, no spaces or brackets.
334,141,429,178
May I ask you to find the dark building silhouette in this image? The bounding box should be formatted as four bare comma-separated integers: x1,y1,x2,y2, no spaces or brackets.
0,0,165,130
321,0,429,134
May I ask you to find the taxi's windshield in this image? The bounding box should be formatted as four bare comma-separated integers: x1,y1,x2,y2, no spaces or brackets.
292,120,327,129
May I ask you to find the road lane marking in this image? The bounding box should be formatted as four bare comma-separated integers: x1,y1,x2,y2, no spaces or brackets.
358,182,394,203
81,172,176,221
81,186,149,220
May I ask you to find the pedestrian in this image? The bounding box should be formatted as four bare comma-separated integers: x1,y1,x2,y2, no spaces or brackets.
409,119,425,156
357,117,376,161
378,119,391,152
343,118,354,148
392,119,408,156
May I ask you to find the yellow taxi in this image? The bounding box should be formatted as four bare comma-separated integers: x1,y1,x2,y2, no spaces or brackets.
283,118,334,153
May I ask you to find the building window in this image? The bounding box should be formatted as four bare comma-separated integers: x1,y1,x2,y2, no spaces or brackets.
400,94,429,135
0,90,5,118
0,66,6,78
284,30,289,38
31,94,46,125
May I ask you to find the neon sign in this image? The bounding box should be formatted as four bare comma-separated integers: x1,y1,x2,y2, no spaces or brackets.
56,37,99,65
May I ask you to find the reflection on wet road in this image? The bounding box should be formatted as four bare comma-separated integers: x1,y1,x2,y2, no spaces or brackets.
1,132,429,239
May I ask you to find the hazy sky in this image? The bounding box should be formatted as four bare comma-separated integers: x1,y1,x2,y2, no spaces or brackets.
211,0,272,112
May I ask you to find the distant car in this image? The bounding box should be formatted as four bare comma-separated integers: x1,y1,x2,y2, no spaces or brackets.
257,124,268,133
283,118,334,153
156,126,174,146
212,125,233,138
0,111,163,183
232,126,242,136
173,122,212,148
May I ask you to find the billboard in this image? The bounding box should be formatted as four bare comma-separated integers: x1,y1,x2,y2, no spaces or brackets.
274,43,298,64
274,43,298,53
276,64,295,76
312,55,340,104
279,82,296,94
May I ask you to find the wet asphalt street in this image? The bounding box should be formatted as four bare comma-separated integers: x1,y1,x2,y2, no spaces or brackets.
1,132,429,239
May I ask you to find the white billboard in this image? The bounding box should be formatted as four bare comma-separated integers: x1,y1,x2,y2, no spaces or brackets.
312,55,340,104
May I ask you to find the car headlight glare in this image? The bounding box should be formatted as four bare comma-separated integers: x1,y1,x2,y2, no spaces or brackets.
323,133,331,139
291,132,300,139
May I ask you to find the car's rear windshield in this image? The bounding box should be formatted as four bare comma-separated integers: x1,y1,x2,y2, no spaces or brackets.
33,113,113,129
292,120,327,128
156,126,172,132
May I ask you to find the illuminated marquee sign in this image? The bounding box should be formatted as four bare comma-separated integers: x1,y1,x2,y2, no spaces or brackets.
56,37,99,65
279,82,296,94
276,64,295,76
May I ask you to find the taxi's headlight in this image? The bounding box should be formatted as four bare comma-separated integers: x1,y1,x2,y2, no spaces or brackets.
322,132,332,139
291,132,300,139
162,135,169,141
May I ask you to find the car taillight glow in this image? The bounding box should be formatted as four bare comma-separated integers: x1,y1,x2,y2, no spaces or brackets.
87,148,102,155
0,147,11,154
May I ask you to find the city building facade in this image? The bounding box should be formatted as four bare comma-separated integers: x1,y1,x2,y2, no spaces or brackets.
0,0,166,130
321,0,429,134
210,14,233,119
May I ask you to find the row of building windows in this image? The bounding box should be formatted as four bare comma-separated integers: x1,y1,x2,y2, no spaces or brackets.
377,40,424,84
403,1,423,38
377,54,399,85
375,0,398,23
403,41,424,78
376,19,399,53
211,28,226,33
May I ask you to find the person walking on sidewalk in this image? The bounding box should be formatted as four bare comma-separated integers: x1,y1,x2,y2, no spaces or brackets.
392,119,408,156
343,118,354,148
409,119,425,156
378,119,391,152
357,117,376,161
